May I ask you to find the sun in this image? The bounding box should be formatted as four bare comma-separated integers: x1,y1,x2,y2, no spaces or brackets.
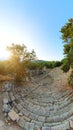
0,47,10,59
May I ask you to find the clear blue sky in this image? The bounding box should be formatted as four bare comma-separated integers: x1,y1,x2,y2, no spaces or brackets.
0,0,73,61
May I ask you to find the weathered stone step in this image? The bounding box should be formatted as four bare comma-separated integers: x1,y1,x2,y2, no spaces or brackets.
50,120,70,130
25,93,73,108
17,118,72,130
33,92,73,104
9,91,15,101
13,96,73,118
20,96,72,111
22,96,73,111
51,102,73,115
54,91,73,101
12,100,73,125
2,92,11,103
17,118,35,130
46,109,73,123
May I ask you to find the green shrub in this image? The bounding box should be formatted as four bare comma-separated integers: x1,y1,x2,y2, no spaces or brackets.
60,18,73,87
61,63,70,72
68,71,73,86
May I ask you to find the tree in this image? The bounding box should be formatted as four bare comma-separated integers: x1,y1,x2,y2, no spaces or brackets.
60,18,73,86
7,43,36,82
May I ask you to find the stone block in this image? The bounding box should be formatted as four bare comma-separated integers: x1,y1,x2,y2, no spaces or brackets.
0,120,4,127
42,126,51,130
3,98,9,104
70,119,73,128
8,110,19,121
9,92,15,101
25,122,34,130
3,104,10,113
17,117,25,128
51,121,70,130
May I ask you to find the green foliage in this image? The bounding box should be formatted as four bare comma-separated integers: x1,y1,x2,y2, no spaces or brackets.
44,61,62,68
68,71,73,86
61,58,70,72
63,44,70,54
61,63,70,72
60,18,73,43
60,18,73,86
7,44,36,61
7,43,36,82
27,60,62,70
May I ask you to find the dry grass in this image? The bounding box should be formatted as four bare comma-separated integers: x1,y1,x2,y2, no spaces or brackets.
0,75,13,81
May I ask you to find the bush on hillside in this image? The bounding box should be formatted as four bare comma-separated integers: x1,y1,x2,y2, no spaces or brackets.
68,71,73,86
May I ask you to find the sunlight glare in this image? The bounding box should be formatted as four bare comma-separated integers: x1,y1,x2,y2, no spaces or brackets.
0,46,10,59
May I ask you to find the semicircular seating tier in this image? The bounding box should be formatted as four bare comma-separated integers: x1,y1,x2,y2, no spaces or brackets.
4,68,73,130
